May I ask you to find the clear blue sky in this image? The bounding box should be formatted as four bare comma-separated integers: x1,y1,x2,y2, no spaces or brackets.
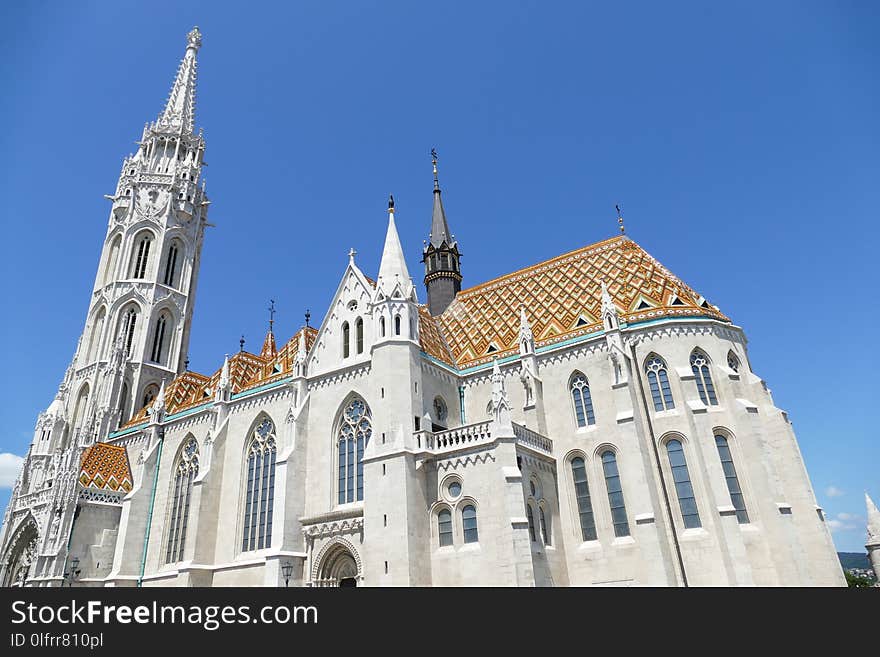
0,1,876,553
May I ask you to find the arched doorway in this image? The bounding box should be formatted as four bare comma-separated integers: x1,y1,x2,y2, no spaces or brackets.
314,541,360,587
2,520,39,587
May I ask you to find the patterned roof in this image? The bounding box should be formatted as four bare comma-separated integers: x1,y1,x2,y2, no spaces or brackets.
122,326,317,427
434,235,728,369
79,443,133,492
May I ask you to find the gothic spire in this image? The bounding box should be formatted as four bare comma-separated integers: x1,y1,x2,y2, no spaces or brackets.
867,492,880,544
156,26,202,135
429,149,453,248
377,195,413,290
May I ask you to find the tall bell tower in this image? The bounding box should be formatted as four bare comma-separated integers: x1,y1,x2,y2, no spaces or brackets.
67,26,210,444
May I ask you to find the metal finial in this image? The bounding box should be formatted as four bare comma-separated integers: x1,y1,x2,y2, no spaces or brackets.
388,194,395,212
184,358,190,371
431,148,439,189
616,204,625,234
305,309,311,327
239,335,245,352
268,299,276,332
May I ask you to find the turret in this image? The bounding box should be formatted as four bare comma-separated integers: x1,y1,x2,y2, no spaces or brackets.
422,150,462,315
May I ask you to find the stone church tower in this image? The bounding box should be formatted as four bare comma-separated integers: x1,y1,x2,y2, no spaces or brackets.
0,27,209,587
422,152,462,315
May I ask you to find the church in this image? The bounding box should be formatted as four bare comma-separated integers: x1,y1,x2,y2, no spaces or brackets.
0,28,845,587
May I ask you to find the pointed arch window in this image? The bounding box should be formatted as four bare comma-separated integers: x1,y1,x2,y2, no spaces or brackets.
150,313,169,364
690,350,718,405
104,235,121,285
569,373,595,427
86,307,106,362
540,507,551,545
142,383,159,409
462,504,478,543
356,318,364,354
379,316,386,338
117,382,129,428
527,504,537,542
438,508,453,547
571,457,597,541
715,435,749,524
727,351,740,373
337,398,372,504
601,450,630,537
666,439,701,529
132,234,152,279
342,322,350,359
165,436,199,563
645,355,674,411
394,314,401,336
242,418,277,551
163,241,180,287
119,307,139,357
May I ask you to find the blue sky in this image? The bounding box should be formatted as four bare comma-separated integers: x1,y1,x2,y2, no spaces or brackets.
0,1,877,553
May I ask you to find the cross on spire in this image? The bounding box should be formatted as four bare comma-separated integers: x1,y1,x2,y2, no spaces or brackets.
268,299,276,332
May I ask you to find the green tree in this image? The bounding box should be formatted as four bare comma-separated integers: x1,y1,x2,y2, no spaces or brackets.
844,570,875,588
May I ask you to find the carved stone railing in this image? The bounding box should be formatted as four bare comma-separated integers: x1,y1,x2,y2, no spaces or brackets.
512,423,553,455
14,489,53,511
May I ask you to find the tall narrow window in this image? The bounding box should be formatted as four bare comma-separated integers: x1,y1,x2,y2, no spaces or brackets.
86,307,106,362
119,307,139,356
645,355,675,411
438,509,453,547
337,398,371,504
715,435,749,524
571,457,597,541
150,313,168,364
163,242,179,287
104,235,121,285
379,316,386,337
690,350,718,405
166,437,199,563
540,507,551,545
666,439,701,529
527,504,537,542
462,505,478,543
569,372,596,427
142,383,159,409
342,322,350,358
132,234,152,279
394,315,401,336
242,418,277,551
601,451,630,537
117,382,129,428
356,318,364,354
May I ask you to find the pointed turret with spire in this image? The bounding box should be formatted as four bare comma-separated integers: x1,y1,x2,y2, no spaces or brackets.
375,195,417,303
156,26,201,135
422,149,462,315
260,300,278,360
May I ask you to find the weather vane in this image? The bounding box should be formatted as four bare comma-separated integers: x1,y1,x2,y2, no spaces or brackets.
239,335,245,352
305,309,311,327
268,299,276,331
616,204,625,234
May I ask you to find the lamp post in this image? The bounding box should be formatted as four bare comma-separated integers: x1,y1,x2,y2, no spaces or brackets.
64,557,81,587
281,560,293,588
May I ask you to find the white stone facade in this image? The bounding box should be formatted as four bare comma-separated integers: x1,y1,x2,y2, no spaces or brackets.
0,28,844,587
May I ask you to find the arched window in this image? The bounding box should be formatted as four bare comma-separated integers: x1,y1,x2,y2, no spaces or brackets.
540,507,551,545
438,508,453,547
462,504,478,543
527,504,537,542
142,383,159,409
690,350,718,405
715,434,749,524
104,235,121,285
117,382,129,428
570,457,597,541
394,314,401,336
355,317,364,354
131,233,152,279
150,312,169,364
601,451,630,537
666,439,701,529
71,385,90,435
337,398,372,504
727,351,740,373
645,355,674,411
118,306,139,356
379,316,386,338
165,436,199,563
242,418,277,551
86,307,106,362
341,322,350,358
569,372,595,427
163,241,180,287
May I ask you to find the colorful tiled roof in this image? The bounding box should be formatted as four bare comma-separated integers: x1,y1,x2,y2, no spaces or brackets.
122,326,317,427
435,235,728,369
79,442,133,492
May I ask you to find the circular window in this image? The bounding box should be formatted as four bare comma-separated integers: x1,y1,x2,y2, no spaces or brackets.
448,481,462,498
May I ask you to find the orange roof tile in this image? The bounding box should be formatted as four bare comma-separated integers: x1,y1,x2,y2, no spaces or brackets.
79,442,133,493
436,235,728,369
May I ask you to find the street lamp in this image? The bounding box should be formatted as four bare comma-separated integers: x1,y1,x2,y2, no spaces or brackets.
281,561,293,588
64,557,81,587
